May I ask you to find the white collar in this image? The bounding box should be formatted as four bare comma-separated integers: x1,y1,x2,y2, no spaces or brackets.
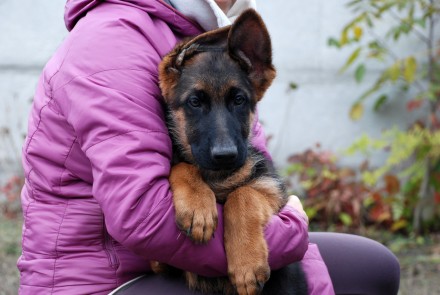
167,0,256,31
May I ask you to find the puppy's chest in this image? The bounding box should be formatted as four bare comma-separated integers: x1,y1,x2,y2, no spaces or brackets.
201,152,287,205
204,170,252,203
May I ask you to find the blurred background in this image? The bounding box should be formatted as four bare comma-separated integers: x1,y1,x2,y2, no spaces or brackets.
1,0,439,294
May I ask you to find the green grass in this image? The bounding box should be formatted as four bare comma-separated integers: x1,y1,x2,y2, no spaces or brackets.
0,215,22,295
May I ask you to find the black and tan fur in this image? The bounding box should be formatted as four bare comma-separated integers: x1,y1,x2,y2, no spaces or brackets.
153,9,307,295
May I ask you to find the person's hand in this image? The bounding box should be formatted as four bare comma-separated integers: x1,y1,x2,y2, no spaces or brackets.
286,195,309,224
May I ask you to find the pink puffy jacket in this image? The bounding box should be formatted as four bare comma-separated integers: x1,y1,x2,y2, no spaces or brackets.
18,1,334,294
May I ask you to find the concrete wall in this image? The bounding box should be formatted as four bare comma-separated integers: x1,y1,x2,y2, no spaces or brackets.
0,0,66,173
0,0,423,173
257,0,424,166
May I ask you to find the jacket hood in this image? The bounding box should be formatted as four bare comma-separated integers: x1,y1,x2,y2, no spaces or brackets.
64,0,203,35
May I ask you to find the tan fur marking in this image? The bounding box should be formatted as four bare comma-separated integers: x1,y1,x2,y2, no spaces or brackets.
170,109,194,161
250,176,286,209
150,261,180,275
185,272,199,291
150,261,165,273
251,67,276,102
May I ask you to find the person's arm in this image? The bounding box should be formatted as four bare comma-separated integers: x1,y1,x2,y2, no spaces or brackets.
55,68,308,276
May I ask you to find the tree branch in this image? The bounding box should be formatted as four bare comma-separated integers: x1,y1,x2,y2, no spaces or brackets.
388,9,431,44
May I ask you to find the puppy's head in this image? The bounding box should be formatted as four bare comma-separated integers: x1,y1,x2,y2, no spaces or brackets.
159,9,276,171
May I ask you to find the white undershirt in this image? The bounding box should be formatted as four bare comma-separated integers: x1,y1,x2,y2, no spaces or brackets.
165,0,256,31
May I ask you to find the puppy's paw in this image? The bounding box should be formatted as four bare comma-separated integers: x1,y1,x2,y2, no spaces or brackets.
228,262,270,295
174,189,218,243
150,261,167,273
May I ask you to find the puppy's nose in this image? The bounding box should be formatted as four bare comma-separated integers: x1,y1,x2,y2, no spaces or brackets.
210,145,238,164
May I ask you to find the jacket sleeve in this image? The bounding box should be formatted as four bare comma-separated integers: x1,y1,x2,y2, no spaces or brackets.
56,68,308,276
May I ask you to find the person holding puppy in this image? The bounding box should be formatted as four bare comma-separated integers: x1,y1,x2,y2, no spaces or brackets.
18,0,399,294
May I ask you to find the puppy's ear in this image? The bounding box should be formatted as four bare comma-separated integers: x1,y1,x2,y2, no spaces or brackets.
228,9,276,101
159,48,181,103
159,26,230,102
163,26,230,74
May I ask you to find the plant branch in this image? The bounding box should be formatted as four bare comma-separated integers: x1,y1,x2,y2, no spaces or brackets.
366,27,399,60
414,0,436,234
388,9,431,44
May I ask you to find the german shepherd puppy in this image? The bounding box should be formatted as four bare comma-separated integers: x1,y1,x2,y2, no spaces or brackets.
154,9,307,295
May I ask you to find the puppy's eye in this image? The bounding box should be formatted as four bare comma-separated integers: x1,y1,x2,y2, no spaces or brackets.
188,96,201,108
234,95,246,106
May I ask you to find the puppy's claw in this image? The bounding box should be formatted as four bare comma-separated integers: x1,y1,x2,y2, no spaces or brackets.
257,280,264,292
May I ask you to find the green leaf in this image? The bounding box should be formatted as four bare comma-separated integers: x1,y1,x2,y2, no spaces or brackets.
363,196,375,208
305,207,318,221
350,102,364,121
373,94,388,111
355,64,366,83
300,180,314,190
340,47,362,73
400,22,412,34
394,30,401,40
414,18,426,28
365,14,373,27
347,0,362,7
288,82,298,90
339,213,353,226
391,219,408,232
328,37,341,48
408,4,415,21
375,3,395,18
305,167,317,177
404,56,417,83
345,134,373,155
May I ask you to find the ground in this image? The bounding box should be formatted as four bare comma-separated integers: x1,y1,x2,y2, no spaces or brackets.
1,215,439,295
397,240,440,295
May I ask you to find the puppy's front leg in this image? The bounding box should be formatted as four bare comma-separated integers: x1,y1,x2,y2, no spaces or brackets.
224,186,279,295
170,162,218,243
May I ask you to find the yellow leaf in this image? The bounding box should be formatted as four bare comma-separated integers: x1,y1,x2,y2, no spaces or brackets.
353,26,363,39
391,220,408,232
388,62,401,82
404,56,417,83
340,30,348,45
339,47,362,73
350,102,364,121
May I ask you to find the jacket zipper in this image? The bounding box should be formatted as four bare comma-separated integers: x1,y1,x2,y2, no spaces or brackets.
103,225,119,269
